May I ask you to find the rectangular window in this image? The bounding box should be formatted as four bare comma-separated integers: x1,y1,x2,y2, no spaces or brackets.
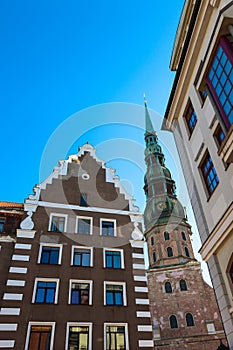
207,36,233,130
80,193,88,207
49,214,67,233
104,282,126,306
69,280,92,305
38,244,62,265
214,124,225,147
76,217,92,235
66,323,92,350
0,219,5,233
104,249,124,269
200,151,219,195
33,279,59,304
72,246,93,267
25,322,55,350
105,324,128,350
101,219,116,237
184,102,197,135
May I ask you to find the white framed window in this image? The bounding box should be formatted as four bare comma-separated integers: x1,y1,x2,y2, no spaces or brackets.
75,216,93,235
38,243,63,265
104,281,127,306
100,219,117,237
49,213,68,233
68,279,93,305
71,246,93,267
24,321,56,350
103,248,124,269
66,322,92,350
104,323,129,350
32,278,59,304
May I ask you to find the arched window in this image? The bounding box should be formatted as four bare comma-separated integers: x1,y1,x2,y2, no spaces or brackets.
153,251,156,263
186,313,195,327
165,281,172,293
180,279,187,291
184,247,190,258
164,231,170,240
181,232,186,241
169,315,178,329
151,236,154,246
167,247,173,257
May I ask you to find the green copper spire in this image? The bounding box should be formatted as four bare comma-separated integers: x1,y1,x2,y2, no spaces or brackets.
143,100,187,231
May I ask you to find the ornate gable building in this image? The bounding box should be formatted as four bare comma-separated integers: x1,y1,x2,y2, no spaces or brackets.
0,144,153,349
143,101,227,349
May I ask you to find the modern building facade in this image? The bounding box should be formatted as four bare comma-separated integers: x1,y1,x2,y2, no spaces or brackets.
163,0,233,348
144,101,227,349
0,143,153,349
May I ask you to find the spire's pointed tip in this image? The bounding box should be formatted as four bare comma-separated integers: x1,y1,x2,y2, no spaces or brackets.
143,93,147,107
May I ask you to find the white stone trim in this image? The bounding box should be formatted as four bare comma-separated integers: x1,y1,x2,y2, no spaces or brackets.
25,322,56,350
133,263,145,270
37,243,63,264
137,325,152,332
0,308,20,316
68,279,93,305
9,267,27,274
130,240,144,248
0,324,18,331
104,323,129,350
136,311,151,318
15,243,32,250
71,246,93,267
138,340,154,347
32,278,59,304
65,322,92,350
132,253,144,259
100,218,117,237
17,230,35,239
0,340,15,348
75,216,93,235
48,213,68,233
3,293,23,301
135,298,150,305
104,281,127,306
103,248,124,269
134,286,148,293
12,254,30,262
6,280,25,287
133,275,147,282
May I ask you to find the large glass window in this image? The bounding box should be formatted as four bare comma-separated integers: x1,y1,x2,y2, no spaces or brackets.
27,324,53,350
73,247,92,267
105,250,122,269
40,246,60,264
200,152,219,195
76,217,92,234
49,215,66,232
106,325,126,350
67,325,90,350
34,280,58,304
207,36,233,130
101,220,116,237
70,282,91,305
105,283,125,306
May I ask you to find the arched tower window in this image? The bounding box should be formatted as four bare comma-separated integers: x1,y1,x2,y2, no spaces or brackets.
167,247,173,257
186,313,195,327
151,236,154,246
180,279,187,291
184,247,190,258
181,232,186,241
164,231,170,240
169,315,178,329
165,281,172,293
152,251,156,263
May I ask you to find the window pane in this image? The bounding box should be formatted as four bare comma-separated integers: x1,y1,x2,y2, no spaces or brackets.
77,219,91,234
73,249,90,266
29,326,52,350
102,221,114,236
50,216,65,232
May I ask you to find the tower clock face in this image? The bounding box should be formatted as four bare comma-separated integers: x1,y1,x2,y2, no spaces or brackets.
157,202,167,211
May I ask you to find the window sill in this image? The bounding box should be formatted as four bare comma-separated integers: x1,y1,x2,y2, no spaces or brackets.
218,124,233,164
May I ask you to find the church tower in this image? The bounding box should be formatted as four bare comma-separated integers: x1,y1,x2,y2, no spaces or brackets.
143,100,227,349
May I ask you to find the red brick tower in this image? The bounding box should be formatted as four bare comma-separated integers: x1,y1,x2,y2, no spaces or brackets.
143,100,227,349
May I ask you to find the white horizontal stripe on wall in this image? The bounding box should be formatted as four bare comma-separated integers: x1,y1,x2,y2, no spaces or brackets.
137,325,152,332
134,286,148,293
3,294,23,301
133,275,147,282
7,280,25,287
14,243,31,250
0,308,20,316
132,253,144,259
133,263,145,270
0,324,18,331
138,340,154,347
17,230,35,239
136,298,150,305
130,241,144,248
136,311,151,318
0,340,15,348
12,255,29,262
9,267,27,274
